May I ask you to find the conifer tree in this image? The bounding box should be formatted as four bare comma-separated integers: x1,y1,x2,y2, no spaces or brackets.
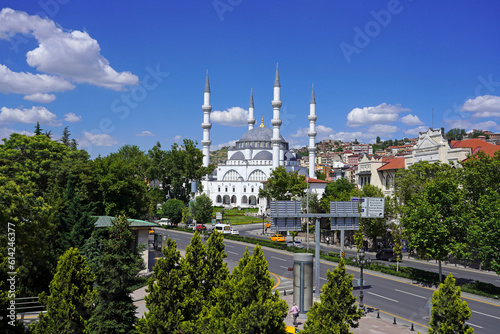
301,259,362,334
31,248,95,334
137,238,187,333
428,274,474,334
34,121,43,135
88,215,144,334
61,126,71,147
204,230,229,301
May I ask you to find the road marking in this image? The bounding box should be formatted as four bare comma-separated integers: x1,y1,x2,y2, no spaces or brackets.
472,310,500,320
280,266,289,270
269,272,281,289
466,322,483,329
227,251,238,255
225,244,234,248
271,256,288,262
367,292,399,303
394,289,427,299
320,277,327,281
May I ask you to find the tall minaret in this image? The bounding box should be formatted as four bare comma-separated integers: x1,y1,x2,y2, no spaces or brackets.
308,84,317,178
248,89,255,130
202,70,212,167
271,63,282,169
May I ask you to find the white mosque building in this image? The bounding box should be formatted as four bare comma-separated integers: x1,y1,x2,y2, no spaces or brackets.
201,64,321,208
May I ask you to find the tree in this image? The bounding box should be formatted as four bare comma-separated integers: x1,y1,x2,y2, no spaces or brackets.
315,171,326,180
88,215,145,334
190,194,213,225
34,121,43,135
470,129,489,139
31,248,95,334
446,128,466,141
160,199,185,224
259,166,307,201
61,126,71,147
353,138,359,144
400,164,466,282
301,260,362,334
200,246,287,333
428,274,473,334
376,136,381,144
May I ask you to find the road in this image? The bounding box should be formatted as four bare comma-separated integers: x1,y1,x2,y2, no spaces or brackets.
155,228,500,334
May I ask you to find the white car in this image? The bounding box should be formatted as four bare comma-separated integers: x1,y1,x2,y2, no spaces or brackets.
230,229,239,235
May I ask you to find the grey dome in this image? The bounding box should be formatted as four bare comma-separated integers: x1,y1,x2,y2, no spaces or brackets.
284,151,296,161
240,127,285,142
229,151,245,160
253,151,273,160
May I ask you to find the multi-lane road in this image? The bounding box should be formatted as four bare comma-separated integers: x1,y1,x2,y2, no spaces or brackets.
155,227,500,334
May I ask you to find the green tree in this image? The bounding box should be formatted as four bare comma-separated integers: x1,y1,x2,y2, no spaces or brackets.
428,274,473,334
259,166,307,201
302,260,362,334
315,171,326,180
400,164,466,282
200,246,287,333
31,248,95,334
160,198,185,224
61,126,71,147
470,129,489,139
376,136,381,144
34,121,43,135
204,231,229,302
446,128,466,141
190,194,213,225
88,215,145,334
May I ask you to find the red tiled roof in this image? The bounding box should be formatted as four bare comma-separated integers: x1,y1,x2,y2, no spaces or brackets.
377,157,405,171
451,139,500,157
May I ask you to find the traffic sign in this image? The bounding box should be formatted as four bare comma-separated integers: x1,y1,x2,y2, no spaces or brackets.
366,197,384,218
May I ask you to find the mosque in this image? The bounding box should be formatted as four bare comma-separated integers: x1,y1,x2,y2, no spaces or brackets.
201,64,320,209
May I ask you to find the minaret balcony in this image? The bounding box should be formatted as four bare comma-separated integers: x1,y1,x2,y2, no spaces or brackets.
202,123,212,130
271,100,282,108
202,105,212,112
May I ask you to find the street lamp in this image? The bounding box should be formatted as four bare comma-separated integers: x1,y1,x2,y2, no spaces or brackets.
261,212,266,235
355,248,371,313
221,209,225,225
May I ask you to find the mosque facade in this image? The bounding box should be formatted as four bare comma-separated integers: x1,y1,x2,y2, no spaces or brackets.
201,65,318,208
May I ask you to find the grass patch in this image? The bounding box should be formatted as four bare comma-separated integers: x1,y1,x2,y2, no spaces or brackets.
212,207,266,225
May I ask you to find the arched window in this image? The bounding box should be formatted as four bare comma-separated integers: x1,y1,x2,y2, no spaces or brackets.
231,195,237,204
249,195,257,205
223,195,230,205
216,195,222,203
218,187,221,192
386,174,394,188
233,187,235,192
225,187,228,192
243,187,246,192
251,187,254,192
242,196,248,204
248,169,267,181
223,169,242,181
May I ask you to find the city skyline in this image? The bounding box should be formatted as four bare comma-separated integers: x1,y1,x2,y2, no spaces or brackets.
1,1,499,157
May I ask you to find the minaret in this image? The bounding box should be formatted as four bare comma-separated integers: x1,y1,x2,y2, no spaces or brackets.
271,63,282,169
308,84,317,178
248,88,256,130
202,70,212,167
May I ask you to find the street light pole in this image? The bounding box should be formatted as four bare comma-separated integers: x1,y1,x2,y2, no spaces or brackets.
262,212,265,235
356,248,371,313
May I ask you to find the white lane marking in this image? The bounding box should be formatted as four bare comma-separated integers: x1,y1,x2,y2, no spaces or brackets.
394,289,427,299
225,244,234,248
472,310,500,320
227,251,238,255
367,292,399,303
271,256,288,262
280,266,289,270
466,322,483,329
320,277,328,281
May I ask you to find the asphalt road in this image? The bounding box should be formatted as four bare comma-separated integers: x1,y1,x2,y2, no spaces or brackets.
156,228,500,334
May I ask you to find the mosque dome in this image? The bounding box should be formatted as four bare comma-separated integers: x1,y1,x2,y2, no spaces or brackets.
239,126,285,142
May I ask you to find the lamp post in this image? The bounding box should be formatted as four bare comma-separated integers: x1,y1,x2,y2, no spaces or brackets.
262,212,266,235
355,248,371,313
221,209,224,225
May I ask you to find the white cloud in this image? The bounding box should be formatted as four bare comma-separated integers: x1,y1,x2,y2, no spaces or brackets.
406,126,430,136
326,131,371,143
367,124,398,134
0,127,33,140
401,114,423,126
23,93,56,103
0,8,138,91
443,119,499,132
346,103,410,127
79,131,118,147
64,112,81,123
461,95,500,117
0,64,74,95
173,135,182,140
211,107,248,126
211,140,236,151
0,106,61,125
136,130,155,137
290,125,335,138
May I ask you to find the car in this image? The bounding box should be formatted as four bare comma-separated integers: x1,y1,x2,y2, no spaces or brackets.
287,240,304,249
230,229,239,235
196,224,207,231
185,222,195,229
270,234,285,242
376,248,398,262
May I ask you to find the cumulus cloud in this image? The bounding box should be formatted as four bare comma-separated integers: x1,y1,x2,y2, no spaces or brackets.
326,131,371,143
0,127,32,140
406,126,430,136
0,106,61,125
136,130,155,137
346,103,410,127
173,135,182,140
367,124,398,134
211,140,237,150
64,112,81,123
290,125,335,138
211,107,248,126
0,64,74,95
401,114,423,126
0,8,138,92
79,131,118,147
23,93,56,103
461,95,500,117
444,119,498,132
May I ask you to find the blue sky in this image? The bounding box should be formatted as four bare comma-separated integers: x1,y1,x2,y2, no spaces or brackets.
1,0,500,157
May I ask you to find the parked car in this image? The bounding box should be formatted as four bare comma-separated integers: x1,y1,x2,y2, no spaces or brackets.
270,234,285,242
230,229,239,235
376,248,398,262
196,224,207,231
287,240,304,249
185,222,195,229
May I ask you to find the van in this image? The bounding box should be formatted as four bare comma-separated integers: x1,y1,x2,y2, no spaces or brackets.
214,223,231,234
159,218,177,227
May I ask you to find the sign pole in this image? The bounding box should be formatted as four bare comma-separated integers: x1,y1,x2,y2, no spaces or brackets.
315,217,320,297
